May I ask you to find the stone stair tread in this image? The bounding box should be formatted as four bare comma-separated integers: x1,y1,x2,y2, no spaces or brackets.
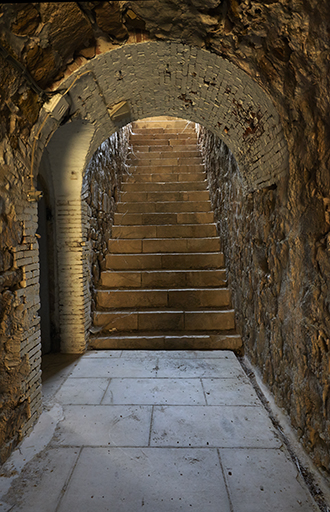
100,269,227,289
121,181,208,191
112,224,218,239
91,117,240,351
130,139,197,146
96,288,232,309
132,144,198,151
96,287,230,292
119,191,211,202
131,130,196,136
132,124,195,130
105,250,224,257
123,173,206,182
108,237,220,254
131,147,200,152
108,238,218,242
93,309,235,315
131,121,194,129
124,172,206,177
113,212,214,226
129,155,201,160
131,165,205,173
130,152,201,159
129,158,202,166
103,268,226,272
95,307,234,313
90,330,238,338
94,308,235,322
105,252,224,270
132,128,195,133
89,333,242,350
130,132,196,138
90,333,241,340
93,309,235,333
116,201,212,213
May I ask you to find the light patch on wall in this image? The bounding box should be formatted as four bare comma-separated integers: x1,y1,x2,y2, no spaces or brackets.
108,100,131,122
44,94,71,122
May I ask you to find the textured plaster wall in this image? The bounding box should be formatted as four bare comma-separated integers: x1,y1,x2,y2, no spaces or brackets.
199,127,330,475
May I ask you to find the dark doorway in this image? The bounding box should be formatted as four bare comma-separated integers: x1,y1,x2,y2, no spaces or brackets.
37,183,52,354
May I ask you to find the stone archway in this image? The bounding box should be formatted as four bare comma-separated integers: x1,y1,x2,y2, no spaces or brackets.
38,41,288,187
33,40,289,355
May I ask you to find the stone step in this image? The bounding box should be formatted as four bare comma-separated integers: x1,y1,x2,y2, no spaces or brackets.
116,201,212,213
130,133,197,141
120,190,210,202
93,309,235,332
112,223,217,239
96,288,231,310
108,237,220,254
131,150,201,159
131,127,196,136
113,212,214,226
129,157,202,166
105,252,224,270
132,127,195,134
131,164,204,174
89,333,242,351
100,269,227,289
91,116,239,350
134,144,199,152
130,138,197,146
133,143,197,151
123,172,206,183
121,181,207,192
131,120,195,130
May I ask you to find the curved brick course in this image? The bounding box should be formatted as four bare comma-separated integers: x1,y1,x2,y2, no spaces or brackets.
38,41,288,192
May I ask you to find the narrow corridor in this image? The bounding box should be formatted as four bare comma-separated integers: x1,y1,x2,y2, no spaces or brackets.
0,117,320,511
0,350,318,511
1,6,330,509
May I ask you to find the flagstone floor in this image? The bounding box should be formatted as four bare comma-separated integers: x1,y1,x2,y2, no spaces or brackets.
0,350,319,511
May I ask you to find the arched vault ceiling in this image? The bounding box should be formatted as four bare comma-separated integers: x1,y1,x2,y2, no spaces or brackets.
37,41,288,192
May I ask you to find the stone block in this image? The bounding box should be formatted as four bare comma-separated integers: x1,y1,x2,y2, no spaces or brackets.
185,310,235,331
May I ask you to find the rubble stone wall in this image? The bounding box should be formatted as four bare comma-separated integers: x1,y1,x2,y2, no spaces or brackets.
0,159,41,464
0,0,330,474
199,127,330,476
82,127,130,315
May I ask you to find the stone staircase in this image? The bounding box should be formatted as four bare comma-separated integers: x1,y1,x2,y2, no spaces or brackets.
90,117,242,351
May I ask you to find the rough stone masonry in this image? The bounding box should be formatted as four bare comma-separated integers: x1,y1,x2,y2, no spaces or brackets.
0,1,329,482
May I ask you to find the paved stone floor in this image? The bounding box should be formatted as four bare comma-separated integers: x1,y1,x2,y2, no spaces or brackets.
0,350,320,511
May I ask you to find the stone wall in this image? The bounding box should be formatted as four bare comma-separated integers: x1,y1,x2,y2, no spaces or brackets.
198,127,330,477
0,160,41,464
82,127,130,314
1,0,330,472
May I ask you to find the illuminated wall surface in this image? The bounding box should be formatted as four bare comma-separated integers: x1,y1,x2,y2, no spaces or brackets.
0,2,329,476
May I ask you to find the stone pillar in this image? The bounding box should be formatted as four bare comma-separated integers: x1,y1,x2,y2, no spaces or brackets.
45,121,95,353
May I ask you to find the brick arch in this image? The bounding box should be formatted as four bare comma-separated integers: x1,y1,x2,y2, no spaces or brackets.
34,40,289,353
36,40,288,193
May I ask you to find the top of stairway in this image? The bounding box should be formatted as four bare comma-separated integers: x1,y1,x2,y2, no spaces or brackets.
131,116,196,134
